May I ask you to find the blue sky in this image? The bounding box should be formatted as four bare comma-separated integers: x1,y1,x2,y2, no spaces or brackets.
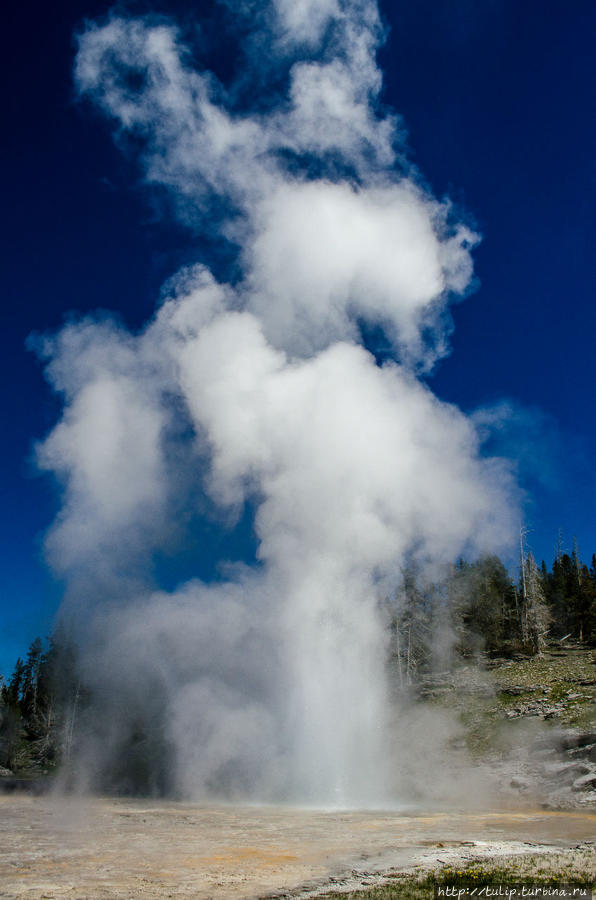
1,0,595,676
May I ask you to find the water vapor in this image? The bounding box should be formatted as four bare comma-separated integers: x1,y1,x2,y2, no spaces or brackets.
36,0,517,804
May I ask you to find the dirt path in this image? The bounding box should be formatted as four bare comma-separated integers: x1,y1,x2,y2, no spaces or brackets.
1,796,594,899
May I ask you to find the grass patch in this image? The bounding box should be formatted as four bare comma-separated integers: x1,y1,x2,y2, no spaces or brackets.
425,647,596,760
496,648,595,693
317,856,595,898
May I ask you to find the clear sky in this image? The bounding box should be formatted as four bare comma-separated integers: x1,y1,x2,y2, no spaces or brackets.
1,0,595,676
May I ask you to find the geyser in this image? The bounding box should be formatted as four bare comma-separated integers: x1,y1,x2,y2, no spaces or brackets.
35,0,517,804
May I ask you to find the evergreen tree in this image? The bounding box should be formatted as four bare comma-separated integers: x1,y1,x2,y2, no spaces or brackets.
21,637,43,722
0,632,83,774
448,555,518,655
0,657,26,770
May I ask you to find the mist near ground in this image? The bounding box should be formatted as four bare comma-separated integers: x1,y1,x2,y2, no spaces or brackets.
33,0,519,805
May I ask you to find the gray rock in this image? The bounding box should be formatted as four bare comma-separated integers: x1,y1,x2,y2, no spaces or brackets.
532,730,596,752
510,776,532,792
566,743,596,761
560,731,596,750
499,685,541,695
572,772,596,792
541,761,591,785
0,766,14,777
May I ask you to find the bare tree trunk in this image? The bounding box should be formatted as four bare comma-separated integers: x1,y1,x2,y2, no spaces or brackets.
394,622,403,689
519,527,529,645
63,681,80,766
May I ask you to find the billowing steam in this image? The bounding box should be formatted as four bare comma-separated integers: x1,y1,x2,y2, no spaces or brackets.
35,0,516,804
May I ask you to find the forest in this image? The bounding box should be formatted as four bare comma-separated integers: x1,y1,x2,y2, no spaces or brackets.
1,540,595,785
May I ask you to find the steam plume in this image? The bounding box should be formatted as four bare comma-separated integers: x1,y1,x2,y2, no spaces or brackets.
35,0,517,803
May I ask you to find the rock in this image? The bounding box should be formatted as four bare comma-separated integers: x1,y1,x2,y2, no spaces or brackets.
566,743,596,761
532,730,596,752
487,657,511,667
541,761,591,785
499,685,541,695
572,772,596,792
0,766,14,777
560,731,596,750
510,776,532,792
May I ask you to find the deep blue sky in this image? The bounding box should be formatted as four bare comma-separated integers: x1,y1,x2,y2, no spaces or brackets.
1,0,595,675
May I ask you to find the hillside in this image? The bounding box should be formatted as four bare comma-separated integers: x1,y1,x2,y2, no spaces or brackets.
417,643,596,809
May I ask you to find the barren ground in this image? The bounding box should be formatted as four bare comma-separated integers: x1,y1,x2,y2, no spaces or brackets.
1,796,594,899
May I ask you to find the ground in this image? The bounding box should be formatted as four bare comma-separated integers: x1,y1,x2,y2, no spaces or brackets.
0,796,594,899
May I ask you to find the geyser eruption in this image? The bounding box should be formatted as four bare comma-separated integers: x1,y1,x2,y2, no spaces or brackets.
35,0,516,804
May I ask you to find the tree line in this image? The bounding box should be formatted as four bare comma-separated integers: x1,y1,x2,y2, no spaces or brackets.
386,537,596,686
0,631,81,778
1,538,595,779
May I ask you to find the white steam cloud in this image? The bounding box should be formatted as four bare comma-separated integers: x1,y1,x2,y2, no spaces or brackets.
35,0,517,803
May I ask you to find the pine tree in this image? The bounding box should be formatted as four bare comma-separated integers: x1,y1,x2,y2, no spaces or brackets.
0,632,84,774
0,658,26,771
446,555,518,655
21,637,43,722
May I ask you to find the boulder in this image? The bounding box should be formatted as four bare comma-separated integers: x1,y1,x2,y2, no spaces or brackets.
509,776,532,792
541,761,591,785
572,771,596,792
566,743,596,761
560,731,596,750
499,685,541,695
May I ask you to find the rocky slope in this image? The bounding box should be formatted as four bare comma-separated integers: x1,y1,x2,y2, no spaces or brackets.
417,643,596,809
